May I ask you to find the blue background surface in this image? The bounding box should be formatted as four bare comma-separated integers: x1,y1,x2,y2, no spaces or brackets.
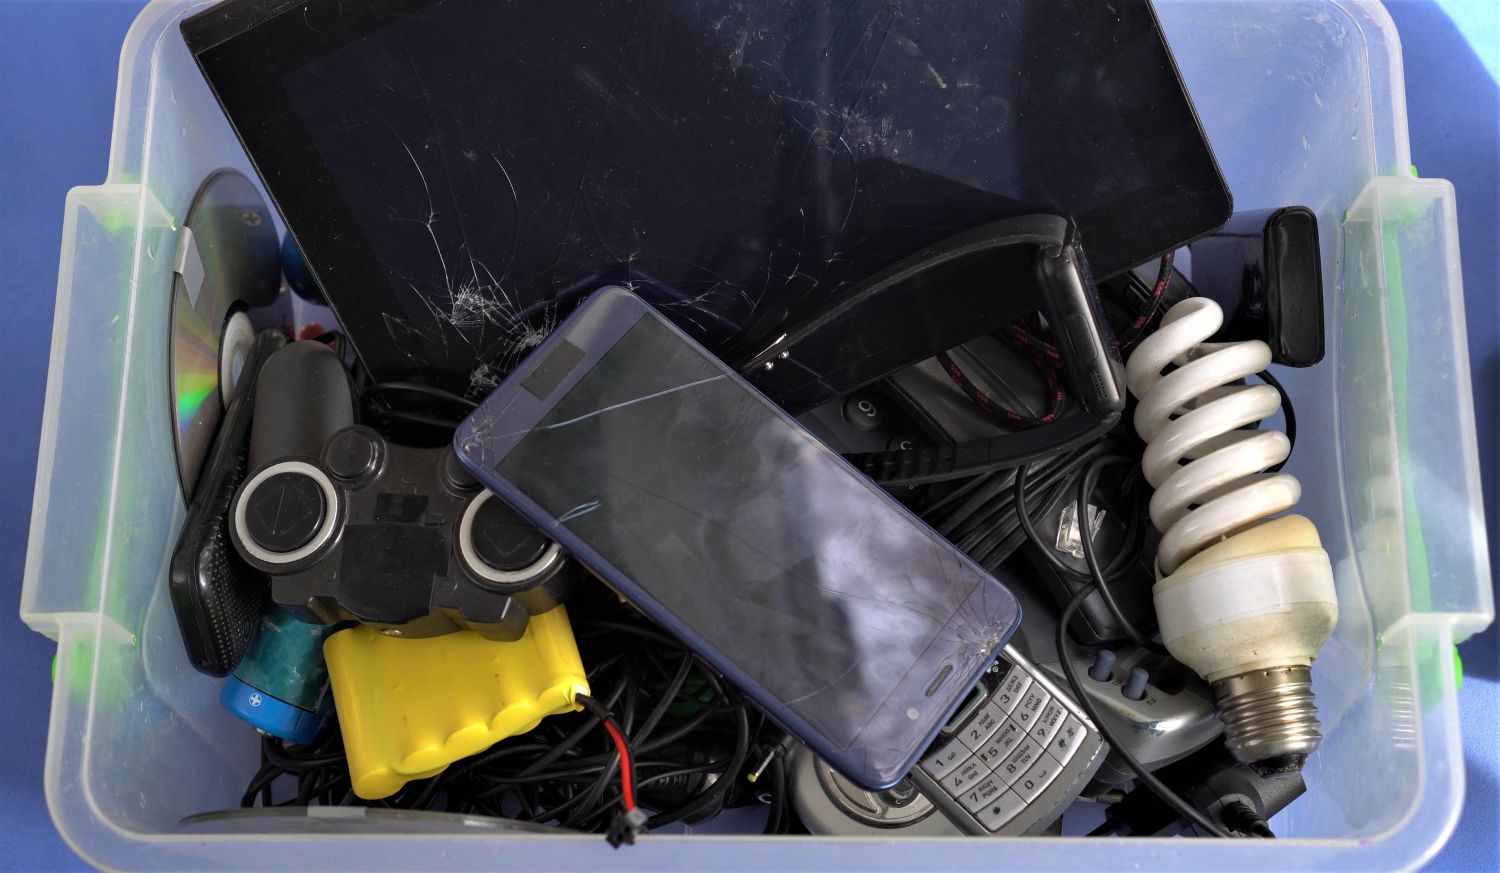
0,0,1495,869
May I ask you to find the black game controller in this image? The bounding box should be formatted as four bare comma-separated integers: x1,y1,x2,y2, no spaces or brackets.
228,341,575,640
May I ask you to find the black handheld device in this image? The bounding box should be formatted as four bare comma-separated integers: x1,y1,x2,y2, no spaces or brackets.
743,218,1125,485
1190,206,1325,367
169,329,287,677
738,217,1123,414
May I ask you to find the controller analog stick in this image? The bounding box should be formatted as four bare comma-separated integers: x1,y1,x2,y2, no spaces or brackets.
458,491,563,587
472,499,550,571
243,472,327,554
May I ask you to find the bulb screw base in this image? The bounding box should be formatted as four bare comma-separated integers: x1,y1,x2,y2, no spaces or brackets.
1213,665,1322,769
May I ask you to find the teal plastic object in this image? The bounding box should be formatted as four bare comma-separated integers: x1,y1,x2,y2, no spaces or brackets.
221,606,335,744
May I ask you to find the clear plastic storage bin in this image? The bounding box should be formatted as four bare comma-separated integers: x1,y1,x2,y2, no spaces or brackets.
21,0,1494,869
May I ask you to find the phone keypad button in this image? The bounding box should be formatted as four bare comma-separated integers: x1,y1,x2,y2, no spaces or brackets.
939,756,988,795
958,773,1006,814
957,700,1006,752
993,669,1032,713
1013,686,1050,730
976,719,1025,767
1050,716,1086,764
976,788,1028,832
1030,699,1068,747
920,741,967,779
1014,752,1063,803
995,739,1040,786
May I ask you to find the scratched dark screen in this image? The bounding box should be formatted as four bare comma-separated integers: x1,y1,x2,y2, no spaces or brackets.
491,308,1021,754
279,0,1149,395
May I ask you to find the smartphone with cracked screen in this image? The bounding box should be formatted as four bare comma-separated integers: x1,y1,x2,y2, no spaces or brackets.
453,285,1022,789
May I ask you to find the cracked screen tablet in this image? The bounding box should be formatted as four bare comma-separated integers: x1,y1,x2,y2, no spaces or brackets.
186,0,1229,397
456,286,1021,787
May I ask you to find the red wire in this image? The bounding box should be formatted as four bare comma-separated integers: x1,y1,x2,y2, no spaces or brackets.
1117,250,1176,349
599,716,636,811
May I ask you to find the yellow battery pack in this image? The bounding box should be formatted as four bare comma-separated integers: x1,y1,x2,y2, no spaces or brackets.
323,607,589,799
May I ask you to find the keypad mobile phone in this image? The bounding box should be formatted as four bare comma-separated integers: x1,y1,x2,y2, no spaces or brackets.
908,644,1107,834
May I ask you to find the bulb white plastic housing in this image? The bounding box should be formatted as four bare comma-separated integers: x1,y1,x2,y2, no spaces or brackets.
1126,298,1338,768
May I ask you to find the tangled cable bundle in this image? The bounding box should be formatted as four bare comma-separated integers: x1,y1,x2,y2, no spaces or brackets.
239,607,787,834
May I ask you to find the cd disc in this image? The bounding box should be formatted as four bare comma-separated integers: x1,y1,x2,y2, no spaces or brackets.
170,171,282,496
788,745,960,836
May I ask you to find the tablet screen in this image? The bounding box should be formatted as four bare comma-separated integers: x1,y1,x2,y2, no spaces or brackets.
189,0,1229,395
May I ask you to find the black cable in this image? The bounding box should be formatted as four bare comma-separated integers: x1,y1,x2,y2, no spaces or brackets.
564,694,636,830
620,668,640,737
527,781,598,825
762,754,787,836
362,409,475,431
1057,586,1230,838
1012,452,1149,582
408,772,448,811
1052,456,1233,839
632,653,695,747
577,620,683,648
636,709,718,754
1012,453,1167,654
646,678,751,829
931,447,1078,537
935,444,1098,569
667,693,750,714
492,709,721,781
1073,458,1169,656
1258,369,1297,474
234,607,760,832
361,381,477,410
240,762,280,808
922,471,999,520
261,737,346,771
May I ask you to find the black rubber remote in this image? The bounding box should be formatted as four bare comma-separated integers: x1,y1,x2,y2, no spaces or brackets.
168,330,287,677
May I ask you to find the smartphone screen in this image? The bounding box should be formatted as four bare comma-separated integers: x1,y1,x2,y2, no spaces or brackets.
454,286,1021,788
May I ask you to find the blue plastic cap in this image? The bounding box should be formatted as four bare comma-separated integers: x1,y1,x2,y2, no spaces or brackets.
221,675,328,745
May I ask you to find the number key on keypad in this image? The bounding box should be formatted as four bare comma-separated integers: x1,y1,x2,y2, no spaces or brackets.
996,739,1040,785
1013,687,1050,729
976,788,1028,832
920,741,967,779
940,756,988,796
1014,751,1062,803
1030,699,1067,747
958,773,1006,814
993,669,1032,713
976,719,1025,767
957,701,1006,751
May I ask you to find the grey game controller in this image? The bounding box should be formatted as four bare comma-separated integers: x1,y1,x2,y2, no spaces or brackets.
1004,582,1222,784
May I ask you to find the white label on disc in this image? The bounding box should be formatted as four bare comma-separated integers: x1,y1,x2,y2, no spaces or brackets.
173,225,206,308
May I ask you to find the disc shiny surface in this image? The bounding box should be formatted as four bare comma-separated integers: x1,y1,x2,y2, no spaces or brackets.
170,170,281,496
